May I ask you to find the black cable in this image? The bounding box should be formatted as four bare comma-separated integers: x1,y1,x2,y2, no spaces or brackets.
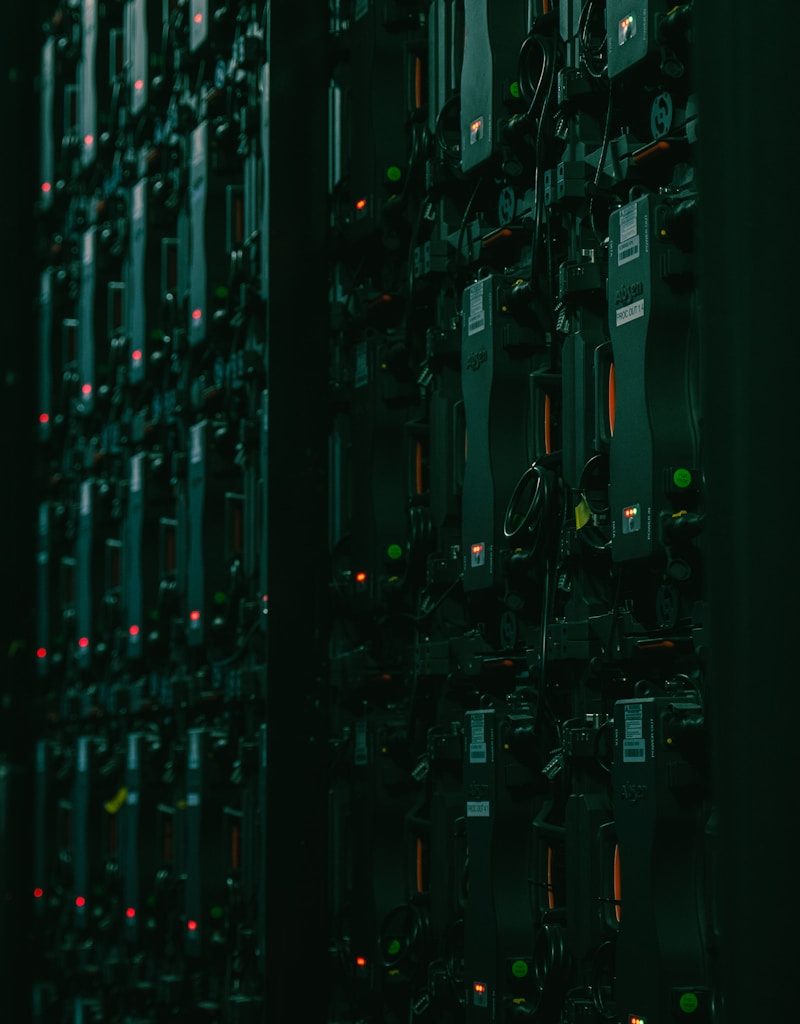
589,80,615,242
453,175,485,275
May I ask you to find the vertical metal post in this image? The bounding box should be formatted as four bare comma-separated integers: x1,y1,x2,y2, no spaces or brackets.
265,2,329,1020
698,7,800,1020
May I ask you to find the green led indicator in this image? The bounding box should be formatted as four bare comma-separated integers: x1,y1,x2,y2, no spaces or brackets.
210,905,224,920
387,543,403,561
679,993,699,1014
214,591,228,606
673,468,692,489
386,165,403,182
511,960,529,979
387,939,402,956
214,285,229,300
509,81,521,99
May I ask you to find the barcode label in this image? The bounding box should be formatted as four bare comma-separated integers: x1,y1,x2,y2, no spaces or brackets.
80,481,91,517
190,424,204,464
618,235,640,266
467,282,485,336
620,203,638,243
187,792,200,807
467,800,490,817
624,703,643,740
623,739,646,762
469,712,487,763
188,731,201,770
127,734,139,769
354,342,368,388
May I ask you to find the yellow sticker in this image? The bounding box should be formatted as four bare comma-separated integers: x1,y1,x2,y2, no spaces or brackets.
575,498,592,531
104,787,128,815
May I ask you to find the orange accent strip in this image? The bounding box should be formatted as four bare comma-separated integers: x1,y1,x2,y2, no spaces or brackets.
609,364,616,438
632,140,671,165
614,844,622,922
547,847,556,910
481,227,514,247
415,441,424,495
415,57,424,110
544,394,552,455
416,837,424,893
637,639,676,650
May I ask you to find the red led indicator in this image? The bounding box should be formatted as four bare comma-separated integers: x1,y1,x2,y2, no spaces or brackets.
132,349,143,361
84,134,94,146
126,907,136,919
355,956,367,968
193,12,203,23
33,888,44,899
187,919,198,931
129,624,140,637
81,383,92,396
189,610,201,622
78,636,90,649
355,198,367,211
39,412,50,424
75,896,86,908
474,983,487,994
192,308,202,321
355,572,367,583
36,647,47,659
134,79,144,91
41,182,52,194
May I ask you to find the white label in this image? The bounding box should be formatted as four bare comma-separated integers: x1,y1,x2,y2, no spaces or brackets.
187,792,200,807
80,481,91,517
133,180,145,222
82,229,94,266
616,299,645,326
623,739,647,763
467,801,490,817
127,734,139,769
192,125,205,166
36,741,47,772
624,704,643,740
619,204,638,243
190,424,204,464
77,737,89,773
39,505,48,532
188,731,201,770
618,235,640,266
354,721,368,766
131,455,142,493
467,281,485,336
469,713,487,764
127,790,139,805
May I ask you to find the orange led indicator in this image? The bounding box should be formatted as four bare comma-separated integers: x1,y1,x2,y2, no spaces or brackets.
134,79,144,91
193,12,203,23
355,198,367,211
355,956,367,967
355,572,367,583
84,134,94,146
190,610,201,622
474,983,487,994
